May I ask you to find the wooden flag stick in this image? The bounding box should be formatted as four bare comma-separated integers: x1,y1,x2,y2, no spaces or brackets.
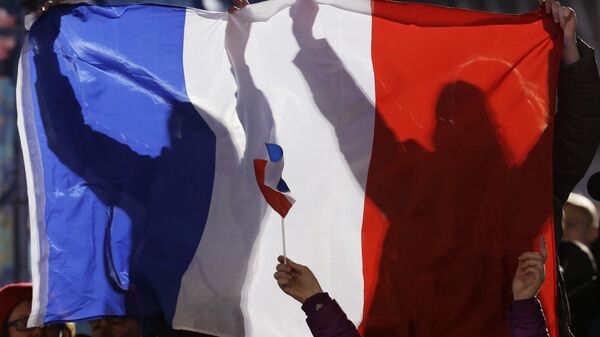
281,217,287,264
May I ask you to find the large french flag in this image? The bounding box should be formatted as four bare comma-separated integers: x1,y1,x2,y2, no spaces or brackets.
18,1,561,336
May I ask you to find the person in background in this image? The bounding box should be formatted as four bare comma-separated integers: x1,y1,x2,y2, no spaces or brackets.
536,0,600,334
562,194,599,249
275,238,550,337
89,315,217,337
592,233,600,337
151,316,214,337
0,283,75,337
90,318,141,337
559,193,600,337
592,238,600,276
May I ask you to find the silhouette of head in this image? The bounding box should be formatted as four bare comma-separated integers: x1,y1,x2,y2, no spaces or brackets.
434,81,497,155
563,193,599,247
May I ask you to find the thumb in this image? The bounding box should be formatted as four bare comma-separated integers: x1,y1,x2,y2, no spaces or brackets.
278,255,303,269
540,236,547,262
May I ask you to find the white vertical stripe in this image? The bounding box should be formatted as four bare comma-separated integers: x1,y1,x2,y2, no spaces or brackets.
240,2,374,336
177,1,374,336
17,39,49,327
175,8,245,337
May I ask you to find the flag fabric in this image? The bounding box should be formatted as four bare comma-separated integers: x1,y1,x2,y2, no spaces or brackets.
253,143,295,218
18,1,561,336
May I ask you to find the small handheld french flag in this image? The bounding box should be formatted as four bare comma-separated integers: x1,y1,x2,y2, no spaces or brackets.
253,143,295,217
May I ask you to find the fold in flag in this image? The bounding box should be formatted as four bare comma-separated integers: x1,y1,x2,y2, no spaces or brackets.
253,143,295,218
19,1,561,336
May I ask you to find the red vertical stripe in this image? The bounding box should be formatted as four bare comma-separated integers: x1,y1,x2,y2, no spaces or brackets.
360,2,561,336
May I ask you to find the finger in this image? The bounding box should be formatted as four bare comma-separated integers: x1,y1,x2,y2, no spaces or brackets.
518,252,544,261
518,256,544,266
519,264,544,280
524,266,543,280
540,236,547,262
276,263,292,273
564,7,574,21
518,259,543,271
274,272,291,281
276,275,293,287
233,0,249,8
545,0,552,14
563,7,575,29
279,255,299,267
551,1,560,23
276,278,289,287
282,257,304,271
518,257,544,267
516,265,543,280
559,6,567,28
42,0,56,11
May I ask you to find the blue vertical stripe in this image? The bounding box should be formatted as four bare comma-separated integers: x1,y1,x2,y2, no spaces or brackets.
28,4,215,323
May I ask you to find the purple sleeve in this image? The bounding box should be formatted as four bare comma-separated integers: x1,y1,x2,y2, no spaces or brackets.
302,293,361,337
508,299,550,337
